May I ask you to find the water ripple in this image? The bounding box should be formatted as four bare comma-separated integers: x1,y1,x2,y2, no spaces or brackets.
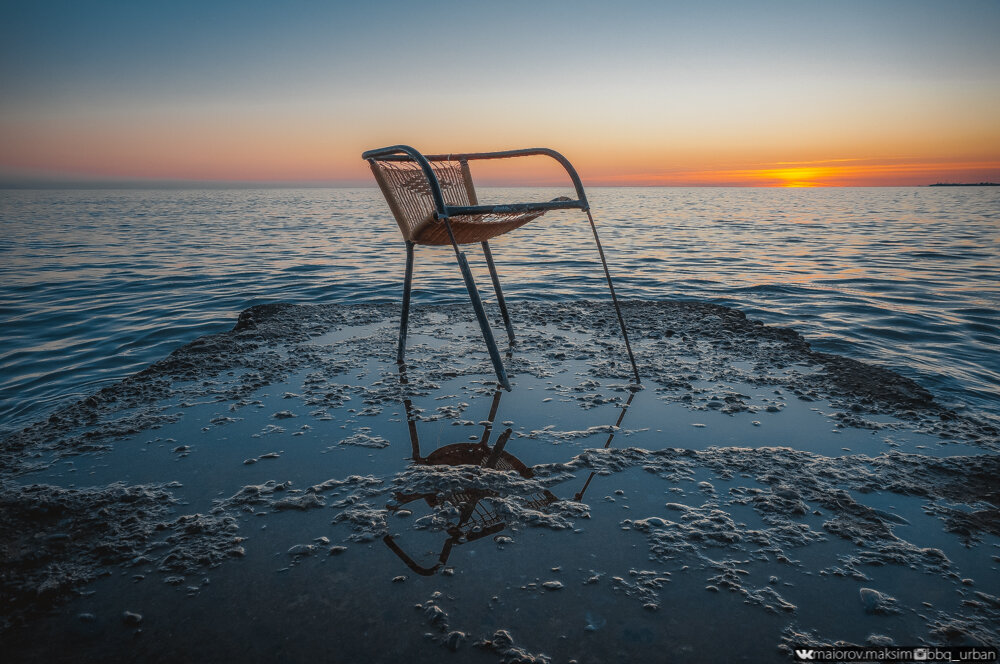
1,186,998,432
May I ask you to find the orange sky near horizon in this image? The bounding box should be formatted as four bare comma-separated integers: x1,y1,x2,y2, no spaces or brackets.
2,1,998,188
4,111,997,187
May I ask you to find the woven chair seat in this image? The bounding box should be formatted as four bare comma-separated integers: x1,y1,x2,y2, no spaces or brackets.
368,156,562,245
411,209,546,246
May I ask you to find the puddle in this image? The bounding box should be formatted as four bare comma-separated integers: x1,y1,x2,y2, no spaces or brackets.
2,300,997,661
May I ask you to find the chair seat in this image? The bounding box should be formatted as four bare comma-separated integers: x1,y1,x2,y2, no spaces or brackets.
410,209,547,246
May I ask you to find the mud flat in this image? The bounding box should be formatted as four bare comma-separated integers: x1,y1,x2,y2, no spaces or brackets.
1,301,997,662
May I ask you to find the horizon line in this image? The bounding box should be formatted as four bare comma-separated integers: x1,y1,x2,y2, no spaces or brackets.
0,179,966,190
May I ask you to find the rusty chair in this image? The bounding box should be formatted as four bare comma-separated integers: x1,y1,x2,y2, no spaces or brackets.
362,145,639,390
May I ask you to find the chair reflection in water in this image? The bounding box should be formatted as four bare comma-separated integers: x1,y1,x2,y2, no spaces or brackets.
383,369,634,575
363,145,640,391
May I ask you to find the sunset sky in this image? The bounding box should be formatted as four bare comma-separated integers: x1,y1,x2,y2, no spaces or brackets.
2,0,998,187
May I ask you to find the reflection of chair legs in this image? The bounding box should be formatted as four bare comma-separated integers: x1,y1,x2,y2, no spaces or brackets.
399,364,504,460
573,389,636,501
478,385,503,446
383,532,455,576
386,371,541,573
386,371,638,576
384,510,507,576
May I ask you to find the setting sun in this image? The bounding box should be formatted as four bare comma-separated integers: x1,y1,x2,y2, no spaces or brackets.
768,168,826,187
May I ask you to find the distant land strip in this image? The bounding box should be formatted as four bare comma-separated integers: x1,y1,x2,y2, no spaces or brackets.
929,182,999,186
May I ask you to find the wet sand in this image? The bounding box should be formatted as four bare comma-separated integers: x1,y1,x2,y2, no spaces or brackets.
1,301,997,662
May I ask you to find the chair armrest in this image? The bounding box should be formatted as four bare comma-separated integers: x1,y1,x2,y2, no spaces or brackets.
369,146,591,211
362,145,447,217
439,148,589,209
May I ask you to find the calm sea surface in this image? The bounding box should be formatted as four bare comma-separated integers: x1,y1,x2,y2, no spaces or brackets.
1,187,997,434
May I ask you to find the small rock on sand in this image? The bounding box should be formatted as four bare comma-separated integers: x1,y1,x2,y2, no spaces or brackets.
445,630,466,652
860,587,898,615
287,544,316,557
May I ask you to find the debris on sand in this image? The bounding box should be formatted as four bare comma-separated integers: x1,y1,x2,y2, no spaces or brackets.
859,587,900,615
0,300,996,660
475,629,551,664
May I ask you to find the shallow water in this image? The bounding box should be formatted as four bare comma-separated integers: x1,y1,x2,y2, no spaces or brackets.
1,186,998,433
3,305,996,662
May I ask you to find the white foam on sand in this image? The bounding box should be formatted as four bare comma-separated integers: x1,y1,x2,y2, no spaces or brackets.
0,301,997,662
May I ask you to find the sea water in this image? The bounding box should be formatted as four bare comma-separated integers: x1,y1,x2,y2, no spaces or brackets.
1,186,997,434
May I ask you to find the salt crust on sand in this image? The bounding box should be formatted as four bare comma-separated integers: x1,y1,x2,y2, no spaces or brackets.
1,300,997,655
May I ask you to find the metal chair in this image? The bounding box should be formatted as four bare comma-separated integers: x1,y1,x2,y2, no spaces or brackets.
362,145,639,390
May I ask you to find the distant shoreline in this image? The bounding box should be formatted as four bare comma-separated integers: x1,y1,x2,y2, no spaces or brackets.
928,182,999,187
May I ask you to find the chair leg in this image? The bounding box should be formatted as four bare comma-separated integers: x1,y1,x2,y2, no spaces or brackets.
585,210,641,385
397,241,415,365
481,241,515,345
455,250,511,391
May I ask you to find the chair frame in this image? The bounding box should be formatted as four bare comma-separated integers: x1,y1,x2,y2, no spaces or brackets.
362,145,639,389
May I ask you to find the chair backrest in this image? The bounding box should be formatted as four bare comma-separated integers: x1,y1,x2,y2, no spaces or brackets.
368,158,478,241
